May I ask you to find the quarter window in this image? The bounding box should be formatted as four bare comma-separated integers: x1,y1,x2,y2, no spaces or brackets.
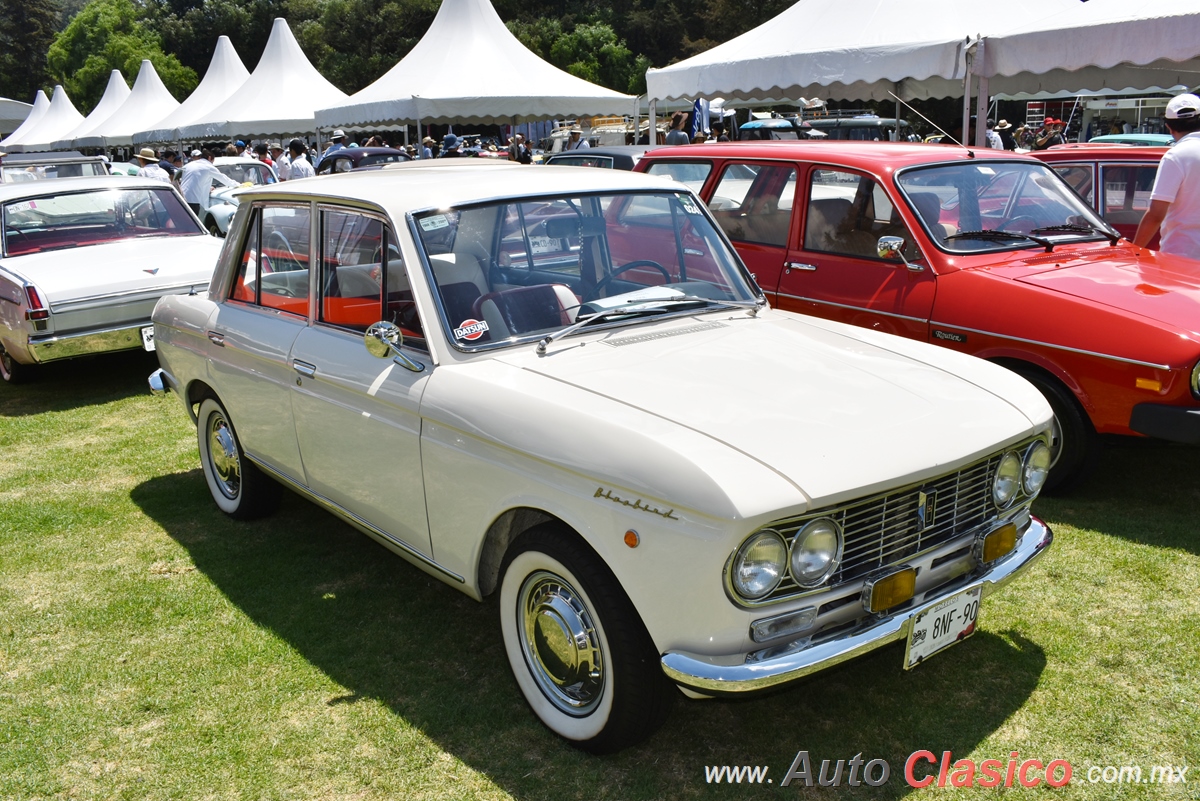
709,163,796,248
1100,164,1157,228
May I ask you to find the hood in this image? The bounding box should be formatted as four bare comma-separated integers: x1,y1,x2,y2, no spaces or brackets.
3,235,222,305
1009,246,1200,339
488,311,1045,508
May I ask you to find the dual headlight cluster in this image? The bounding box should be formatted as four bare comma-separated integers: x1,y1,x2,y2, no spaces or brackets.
992,440,1052,508
731,518,843,601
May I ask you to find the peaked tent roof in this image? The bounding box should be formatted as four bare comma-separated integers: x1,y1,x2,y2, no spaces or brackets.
3,86,86,153
74,60,180,148
0,97,35,137
0,91,49,148
135,36,250,144
315,0,635,128
178,18,348,139
981,0,1200,96
51,70,131,150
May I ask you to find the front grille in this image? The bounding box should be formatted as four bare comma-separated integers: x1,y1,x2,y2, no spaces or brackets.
753,444,1036,605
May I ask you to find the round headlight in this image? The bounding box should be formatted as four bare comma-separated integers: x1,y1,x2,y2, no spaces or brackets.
790,518,843,587
731,530,787,600
1022,441,1052,495
993,451,1021,507
1191,359,1200,399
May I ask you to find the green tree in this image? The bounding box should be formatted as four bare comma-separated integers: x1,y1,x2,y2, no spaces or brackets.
47,0,197,112
0,0,60,103
509,17,646,94
316,0,439,93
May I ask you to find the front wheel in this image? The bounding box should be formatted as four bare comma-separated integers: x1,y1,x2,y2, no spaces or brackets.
196,396,280,519
1017,369,1101,493
499,525,672,753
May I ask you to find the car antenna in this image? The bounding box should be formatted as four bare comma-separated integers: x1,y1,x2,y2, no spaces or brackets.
888,91,974,157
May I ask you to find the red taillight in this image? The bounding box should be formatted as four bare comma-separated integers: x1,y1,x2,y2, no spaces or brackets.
24,286,49,321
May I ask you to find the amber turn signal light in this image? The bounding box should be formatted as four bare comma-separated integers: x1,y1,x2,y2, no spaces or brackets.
980,522,1017,564
863,567,916,613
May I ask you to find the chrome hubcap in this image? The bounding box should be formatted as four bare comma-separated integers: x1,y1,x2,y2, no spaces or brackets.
207,413,241,500
518,571,603,715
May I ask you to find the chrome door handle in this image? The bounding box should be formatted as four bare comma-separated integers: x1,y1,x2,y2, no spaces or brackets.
206,331,225,346
292,360,317,378
785,261,818,272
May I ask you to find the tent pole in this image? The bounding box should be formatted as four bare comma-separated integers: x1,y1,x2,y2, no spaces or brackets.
648,98,657,143
632,97,640,146
962,38,975,146
894,91,901,141
975,76,989,148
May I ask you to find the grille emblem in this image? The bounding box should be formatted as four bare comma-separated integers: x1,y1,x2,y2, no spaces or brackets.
916,490,936,532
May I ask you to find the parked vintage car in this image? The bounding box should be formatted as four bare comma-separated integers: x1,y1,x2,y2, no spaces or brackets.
543,145,660,171
739,117,824,140
148,162,1054,752
0,150,110,183
1031,143,1167,243
1085,133,1174,147
314,146,410,175
0,176,222,382
636,142,1200,490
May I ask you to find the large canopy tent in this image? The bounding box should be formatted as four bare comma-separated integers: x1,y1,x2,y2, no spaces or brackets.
50,70,131,151
73,60,180,149
645,0,1200,145
0,97,34,137
177,18,347,140
136,36,250,145
315,0,635,131
0,92,48,149
2,86,86,153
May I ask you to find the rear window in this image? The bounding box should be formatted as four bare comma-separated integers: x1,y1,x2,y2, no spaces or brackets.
3,187,204,256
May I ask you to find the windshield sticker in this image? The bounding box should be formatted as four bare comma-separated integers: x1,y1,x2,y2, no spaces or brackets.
976,166,996,176
419,215,450,231
454,319,489,341
678,194,701,214
7,201,35,213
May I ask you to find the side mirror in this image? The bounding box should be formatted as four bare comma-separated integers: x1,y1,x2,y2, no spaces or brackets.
364,321,424,372
877,235,924,272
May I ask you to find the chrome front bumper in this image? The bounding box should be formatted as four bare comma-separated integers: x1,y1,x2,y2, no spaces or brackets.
28,323,150,363
661,517,1053,695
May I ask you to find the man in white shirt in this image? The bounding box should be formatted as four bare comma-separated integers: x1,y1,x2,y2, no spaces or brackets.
567,129,590,150
316,129,347,169
269,142,290,180
1134,93,1200,259
286,139,315,180
985,119,1003,150
135,148,171,183
179,149,234,215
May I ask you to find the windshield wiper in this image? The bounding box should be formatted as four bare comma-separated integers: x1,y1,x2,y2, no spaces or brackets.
943,229,1054,252
536,305,683,353
1032,223,1120,246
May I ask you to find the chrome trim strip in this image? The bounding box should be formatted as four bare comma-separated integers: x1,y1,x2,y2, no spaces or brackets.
928,322,1172,370
662,518,1051,694
27,322,151,362
777,293,928,324
243,453,465,584
49,282,205,311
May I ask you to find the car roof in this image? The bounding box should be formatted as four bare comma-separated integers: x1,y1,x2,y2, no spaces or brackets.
233,161,684,216
640,141,1035,172
0,174,172,202
328,147,406,157
1033,144,1168,161
214,156,270,166
1,150,106,165
1086,133,1174,145
545,145,661,160
740,119,803,129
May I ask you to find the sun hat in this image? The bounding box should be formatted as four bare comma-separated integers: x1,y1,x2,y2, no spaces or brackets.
422,136,434,145
268,142,283,150
137,147,156,161
235,140,245,147
1165,93,1200,120
331,129,346,139
995,119,1011,130
190,149,202,157
443,133,459,148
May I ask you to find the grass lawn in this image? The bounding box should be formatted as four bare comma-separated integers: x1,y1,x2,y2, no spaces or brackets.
1,351,1197,800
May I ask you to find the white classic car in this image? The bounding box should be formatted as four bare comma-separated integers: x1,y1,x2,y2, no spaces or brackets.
0,176,223,382
198,157,280,237
149,163,1055,752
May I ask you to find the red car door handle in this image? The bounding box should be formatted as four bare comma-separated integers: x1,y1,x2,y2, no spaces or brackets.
785,262,818,272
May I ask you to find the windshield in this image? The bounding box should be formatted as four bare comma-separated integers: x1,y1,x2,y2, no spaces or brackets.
897,161,1112,253
414,191,758,348
3,187,203,256
217,162,275,185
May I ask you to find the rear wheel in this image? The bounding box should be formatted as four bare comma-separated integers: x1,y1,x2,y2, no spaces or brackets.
0,344,30,384
1016,369,1100,493
499,525,672,753
196,396,280,519
204,216,222,237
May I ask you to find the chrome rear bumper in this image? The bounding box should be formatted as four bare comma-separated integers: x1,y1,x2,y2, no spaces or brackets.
661,517,1052,694
28,323,150,363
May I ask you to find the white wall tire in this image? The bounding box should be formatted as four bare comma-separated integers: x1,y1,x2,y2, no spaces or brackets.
196,396,280,520
0,344,30,384
499,526,671,753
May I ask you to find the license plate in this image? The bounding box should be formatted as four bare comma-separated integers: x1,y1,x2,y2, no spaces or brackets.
904,586,981,669
140,325,156,352
528,236,561,254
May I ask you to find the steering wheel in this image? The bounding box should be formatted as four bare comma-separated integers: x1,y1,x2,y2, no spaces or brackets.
584,260,671,301
999,215,1038,234
267,230,302,270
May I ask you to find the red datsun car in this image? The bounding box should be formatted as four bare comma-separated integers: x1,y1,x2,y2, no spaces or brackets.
636,142,1200,490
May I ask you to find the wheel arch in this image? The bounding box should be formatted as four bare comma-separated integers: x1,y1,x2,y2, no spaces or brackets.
477,506,567,597
987,354,1092,414
183,379,219,424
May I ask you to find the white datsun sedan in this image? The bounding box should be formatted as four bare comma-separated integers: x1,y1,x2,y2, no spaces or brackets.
0,176,223,382
149,163,1055,752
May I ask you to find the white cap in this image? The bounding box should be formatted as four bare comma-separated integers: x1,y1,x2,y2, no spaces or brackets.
1165,93,1200,120
191,149,202,157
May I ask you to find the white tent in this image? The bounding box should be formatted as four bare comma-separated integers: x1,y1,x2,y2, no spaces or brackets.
315,0,635,129
2,86,86,153
646,0,1200,103
0,97,35,137
51,70,131,150
1,91,48,148
177,18,348,140
74,60,180,149
135,36,250,145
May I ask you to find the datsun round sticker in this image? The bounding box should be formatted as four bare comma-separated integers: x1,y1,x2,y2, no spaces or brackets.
454,319,489,341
